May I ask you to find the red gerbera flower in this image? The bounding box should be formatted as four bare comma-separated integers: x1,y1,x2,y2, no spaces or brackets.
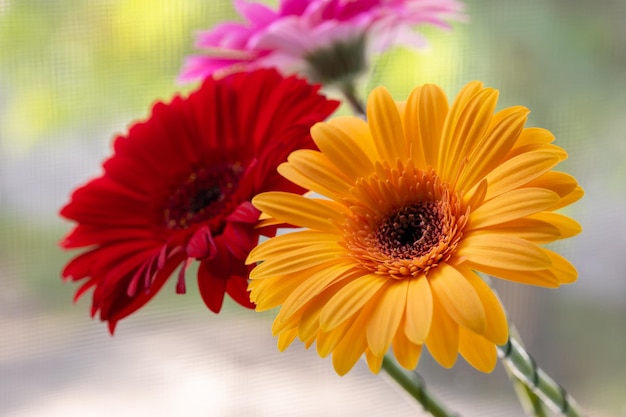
59,69,339,333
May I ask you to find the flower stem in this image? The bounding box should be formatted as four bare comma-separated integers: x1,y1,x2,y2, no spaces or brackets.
338,81,366,117
498,336,587,417
517,384,550,417
381,355,461,417
502,327,549,417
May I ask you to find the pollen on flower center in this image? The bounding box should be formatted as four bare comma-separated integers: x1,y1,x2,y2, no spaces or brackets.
164,162,244,230
343,162,469,279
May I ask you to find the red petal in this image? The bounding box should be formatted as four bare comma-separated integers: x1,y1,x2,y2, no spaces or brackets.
102,251,185,333
226,275,255,309
222,221,259,261
226,201,260,224
186,226,217,260
197,257,228,313
176,260,190,294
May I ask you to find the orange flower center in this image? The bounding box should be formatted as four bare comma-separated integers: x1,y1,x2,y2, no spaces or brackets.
376,201,448,259
343,162,468,279
164,162,244,230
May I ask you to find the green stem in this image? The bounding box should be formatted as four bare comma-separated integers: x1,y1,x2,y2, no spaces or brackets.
498,336,587,417
338,81,366,117
381,355,461,417
519,384,550,417
502,327,549,417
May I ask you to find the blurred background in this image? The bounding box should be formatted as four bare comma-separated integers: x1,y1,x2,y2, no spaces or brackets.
1,0,624,416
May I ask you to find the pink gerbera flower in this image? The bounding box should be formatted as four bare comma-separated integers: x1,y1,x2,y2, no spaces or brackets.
59,69,338,333
180,0,466,86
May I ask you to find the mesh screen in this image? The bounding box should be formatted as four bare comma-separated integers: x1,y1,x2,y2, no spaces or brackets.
1,1,624,416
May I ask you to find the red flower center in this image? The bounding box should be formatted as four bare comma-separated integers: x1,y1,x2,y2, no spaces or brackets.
164,162,244,230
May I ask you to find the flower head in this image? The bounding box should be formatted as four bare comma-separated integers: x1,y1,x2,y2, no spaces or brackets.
247,81,583,375
180,0,465,86
59,69,338,333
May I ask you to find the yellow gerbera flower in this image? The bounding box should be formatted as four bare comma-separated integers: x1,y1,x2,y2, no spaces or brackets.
246,81,583,376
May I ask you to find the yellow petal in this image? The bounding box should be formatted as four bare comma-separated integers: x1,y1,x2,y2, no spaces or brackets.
425,295,459,368
458,268,509,345
332,302,375,375
403,85,426,169
481,150,561,200
514,127,555,147
273,310,302,336
458,327,497,373
366,279,408,357
456,232,552,271
327,115,378,163
251,246,344,278
437,81,486,168
249,273,304,311
429,264,486,334
469,188,560,229
320,273,387,331
280,152,352,198
462,261,560,288
252,192,343,233
486,105,528,130
457,110,529,192
314,198,352,217
393,319,423,370
316,317,353,358
477,217,562,244
440,87,499,184
507,143,568,162
280,260,358,319
395,101,407,121
278,163,338,201
367,86,407,164
303,333,316,350
524,171,578,200
404,84,449,170
463,178,488,210
440,81,484,156
298,285,345,343
527,212,582,239
247,230,339,263
404,275,433,344
311,122,375,180
277,328,299,352
544,249,578,284
365,349,385,374
255,216,285,229
552,185,584,211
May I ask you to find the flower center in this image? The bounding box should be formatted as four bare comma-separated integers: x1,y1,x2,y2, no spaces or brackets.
376,202,446,260
164,163,244,230
343,161,468,279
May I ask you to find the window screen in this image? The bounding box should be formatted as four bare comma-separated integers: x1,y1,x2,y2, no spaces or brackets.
1,1,624,416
